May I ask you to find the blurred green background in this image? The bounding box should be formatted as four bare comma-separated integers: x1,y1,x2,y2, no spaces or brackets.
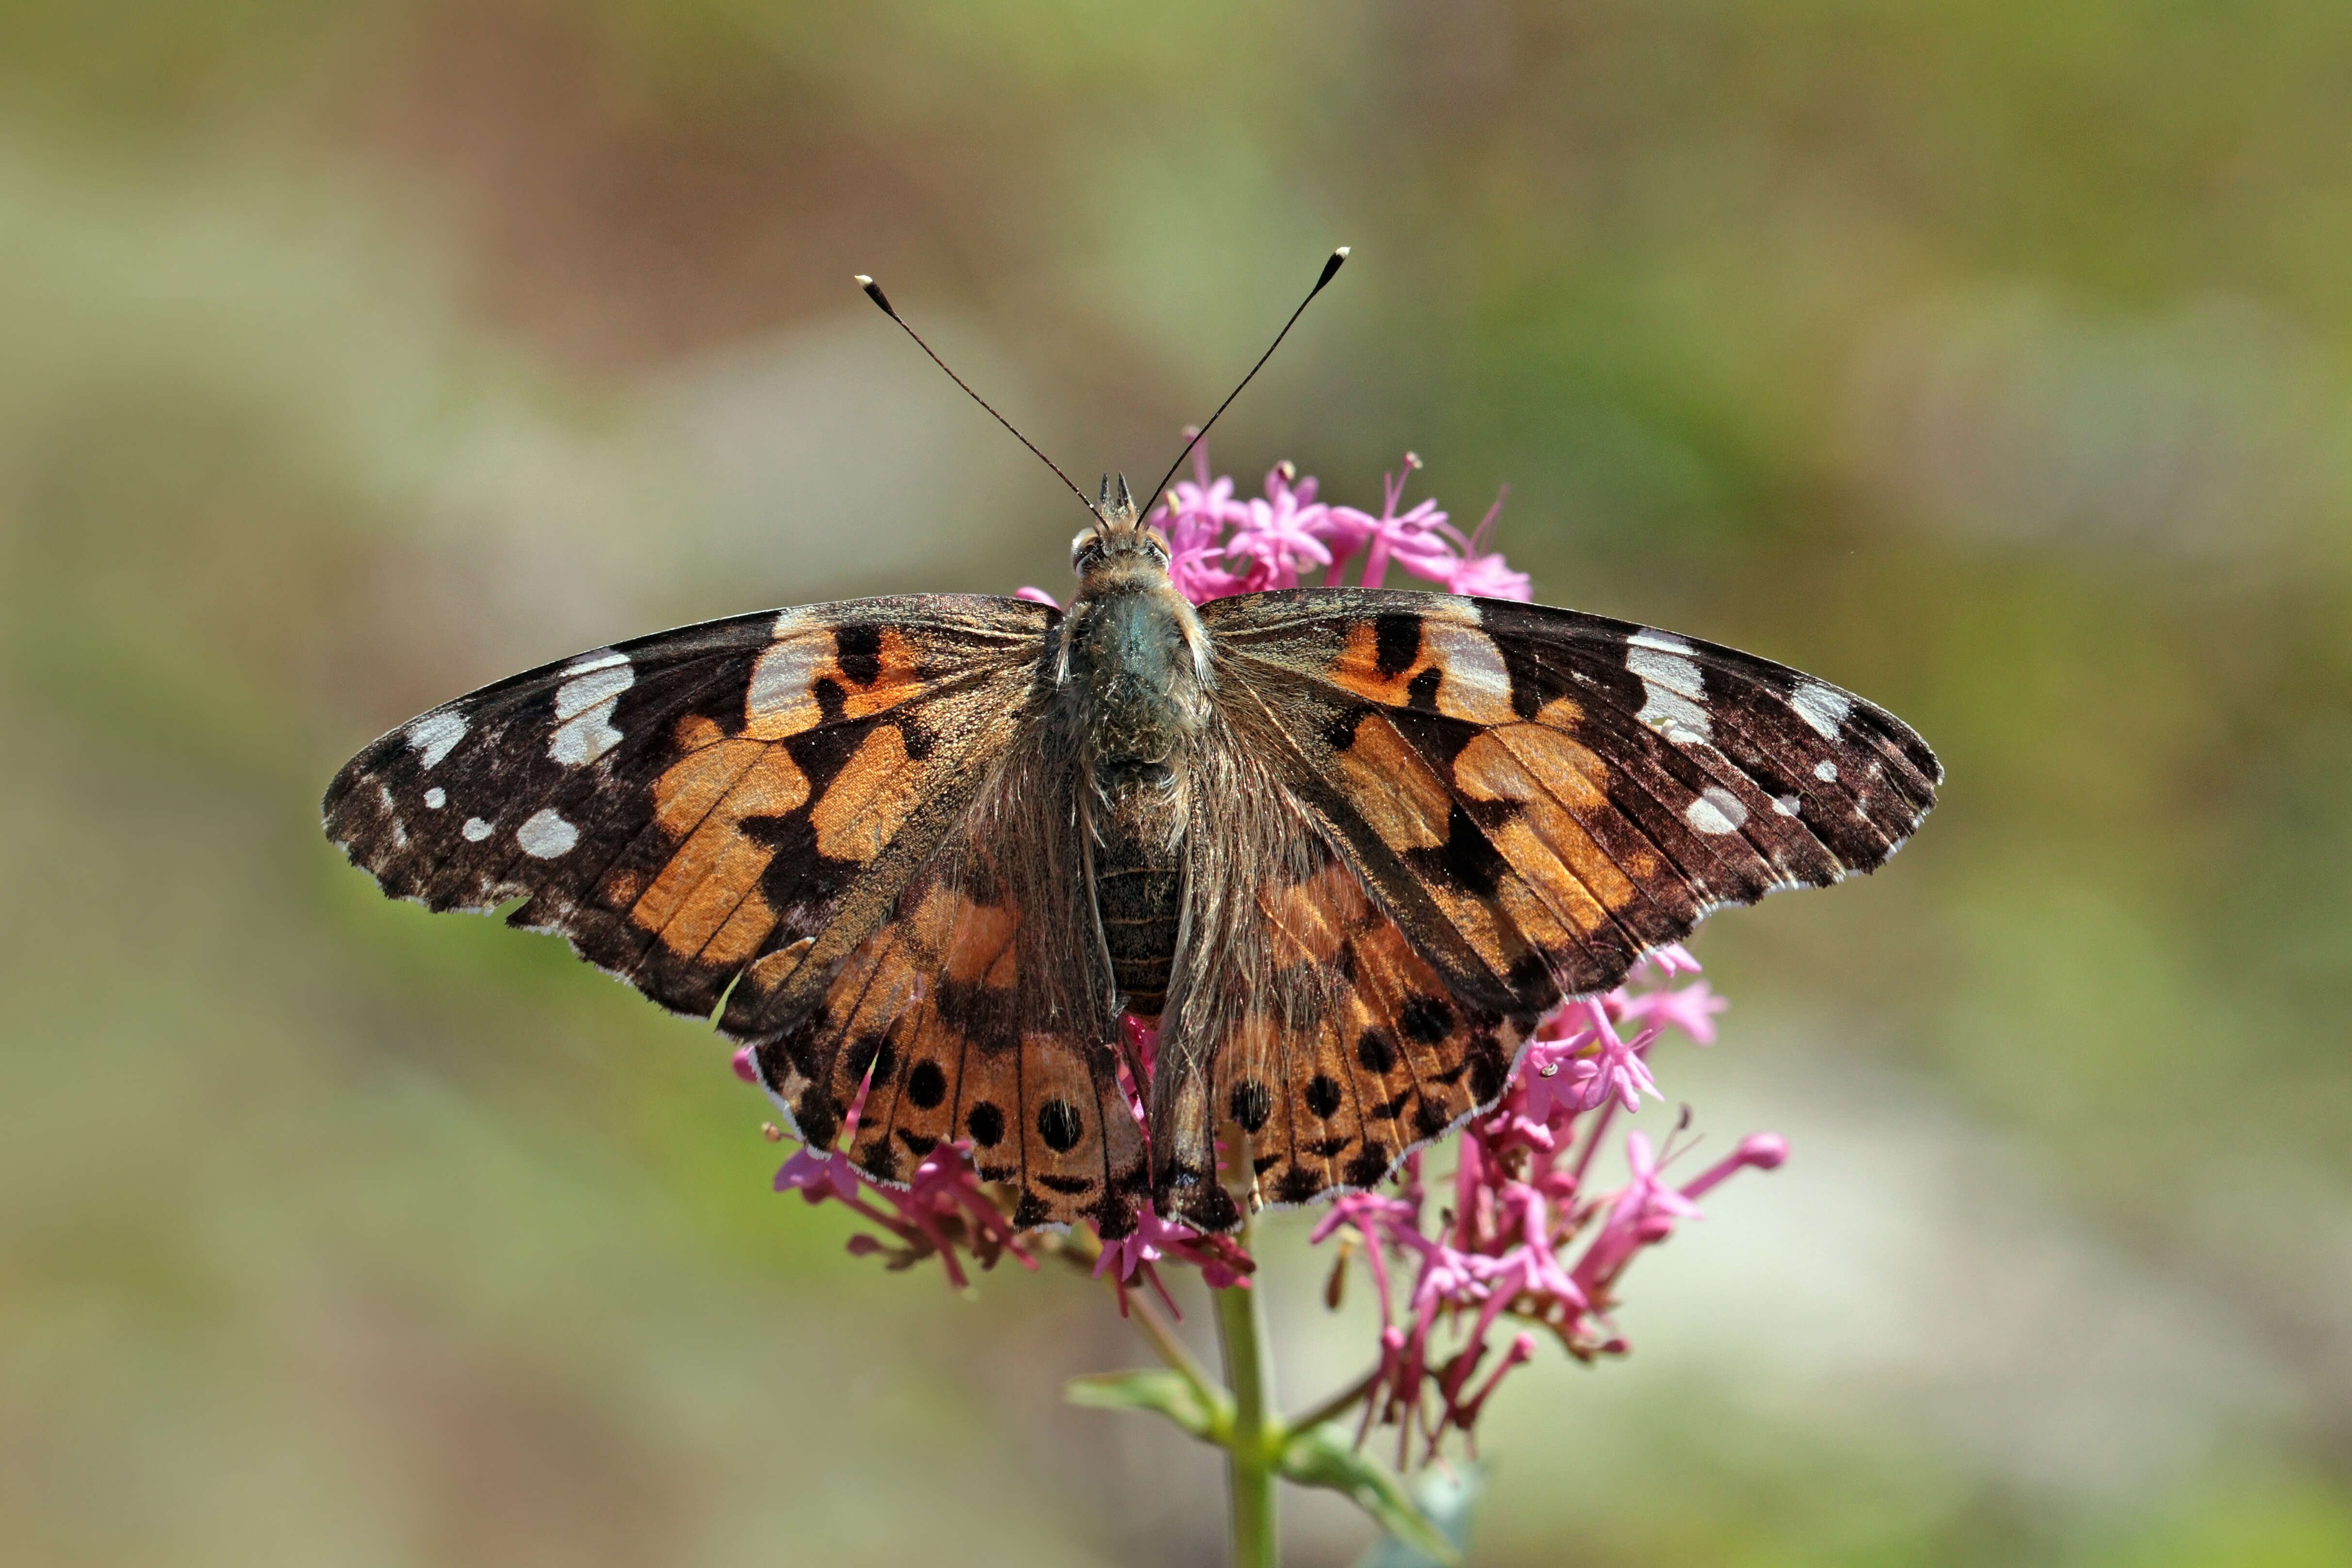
6,3,2351,1564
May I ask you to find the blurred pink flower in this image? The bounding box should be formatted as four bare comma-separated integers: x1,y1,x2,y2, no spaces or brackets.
1572,1130,1706,1297
1682,1132,1790,1200
1147,443,1535,615
774,1143,864,1204
1521,999,1664,1120
1618,977,1727,1044
1644,942,1704,978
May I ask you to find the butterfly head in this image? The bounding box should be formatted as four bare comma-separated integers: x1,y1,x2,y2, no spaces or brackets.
1070,472,1171,584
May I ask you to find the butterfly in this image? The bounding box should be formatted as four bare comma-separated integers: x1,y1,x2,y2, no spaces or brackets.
322,479,1940,1239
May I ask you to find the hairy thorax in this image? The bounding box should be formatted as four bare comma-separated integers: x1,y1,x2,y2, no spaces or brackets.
1058,557,1211,1020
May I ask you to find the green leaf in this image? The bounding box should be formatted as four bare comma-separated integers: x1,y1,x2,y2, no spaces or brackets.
1278,1424,1465,1567
1064,1368,1231,1442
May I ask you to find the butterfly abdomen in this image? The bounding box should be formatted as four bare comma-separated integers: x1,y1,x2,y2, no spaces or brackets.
1092,790,1184,1018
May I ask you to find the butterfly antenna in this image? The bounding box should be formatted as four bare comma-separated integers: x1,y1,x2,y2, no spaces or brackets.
854,274,1098,521
1143,246,1350,514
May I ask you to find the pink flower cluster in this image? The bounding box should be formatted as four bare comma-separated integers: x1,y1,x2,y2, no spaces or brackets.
1158,444,1532,602
740,453,1787,1458
1312,948,1784,1462
1020,444,1532,608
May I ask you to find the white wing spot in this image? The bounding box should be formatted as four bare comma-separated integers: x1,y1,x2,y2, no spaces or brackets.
462,817,494,842
1773,794,1801,817
406,710,468,769
1791,681,1853,739
1423,621,1517,724
563,651,629,676
748,623,828,733
391,819,408,848
1627,645,1711,745
1813,759,1838,782
1629,630,1694,654
424,787,446,809
1685,787,1748,834
550,653,634,767
516,808,579,859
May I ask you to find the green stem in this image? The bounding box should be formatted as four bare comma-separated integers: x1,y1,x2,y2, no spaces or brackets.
1129,1292,1222,1407
1213,1207,1280,1568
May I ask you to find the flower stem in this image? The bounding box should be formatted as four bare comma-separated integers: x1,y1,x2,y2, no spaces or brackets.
1212,1210,1280,1568
1129,1291,1222,1405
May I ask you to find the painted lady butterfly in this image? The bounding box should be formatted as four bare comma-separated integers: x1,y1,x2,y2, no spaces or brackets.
323,484,1939,1238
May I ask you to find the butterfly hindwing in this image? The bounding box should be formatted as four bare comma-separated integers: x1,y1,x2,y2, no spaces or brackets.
744,741,1149,1235
1199,835,1525,1220
324,595,1057,1024
1145,726,1539,1227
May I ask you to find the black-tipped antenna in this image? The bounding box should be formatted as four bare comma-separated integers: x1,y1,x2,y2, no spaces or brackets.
1143,246,1350,515
853,274,1096,519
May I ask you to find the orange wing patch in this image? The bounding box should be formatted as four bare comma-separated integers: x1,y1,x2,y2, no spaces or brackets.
1224,620,1691,1001
324,594,1061,1075
1451,721,1639,936
1323,692,1689,995
628,739,808,964
1324,708,1550,991
745,615,931,739
1262,860,1363,967
809,724,925,863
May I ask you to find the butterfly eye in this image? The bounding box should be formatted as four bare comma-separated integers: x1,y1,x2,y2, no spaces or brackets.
1143,527,1171,563
1070,527,1102,570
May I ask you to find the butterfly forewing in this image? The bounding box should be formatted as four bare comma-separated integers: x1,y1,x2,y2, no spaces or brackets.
324,595,1056,1024
1198,587,1939,1033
